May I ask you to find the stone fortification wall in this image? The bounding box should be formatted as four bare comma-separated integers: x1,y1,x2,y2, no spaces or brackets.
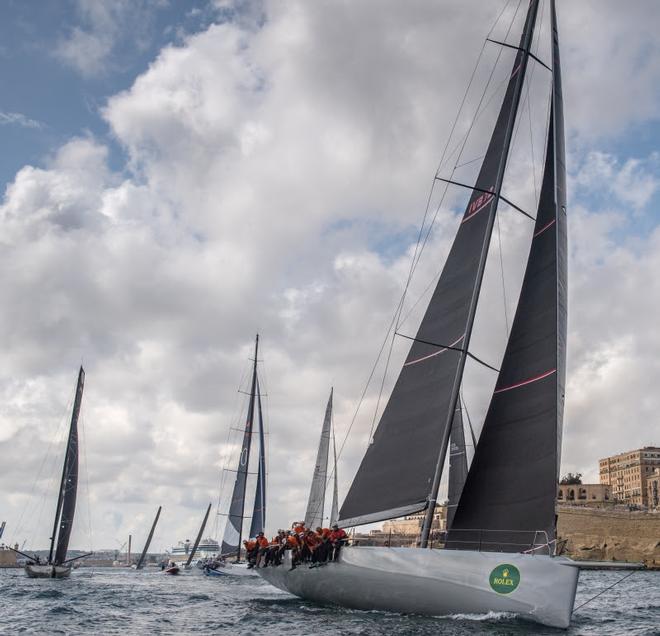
557,506,660,567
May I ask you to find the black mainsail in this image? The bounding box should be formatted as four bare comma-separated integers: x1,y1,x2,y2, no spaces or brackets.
447,0,566,553
136,506,162,570
248,379,267,538
49,366,84,566
304,388,333,529
221,335,260,558
339,1,541,534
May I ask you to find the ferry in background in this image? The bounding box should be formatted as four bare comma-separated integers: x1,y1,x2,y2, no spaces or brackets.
169,538,219,565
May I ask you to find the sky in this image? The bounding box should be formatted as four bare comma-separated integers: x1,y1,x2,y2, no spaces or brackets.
1,0,659,554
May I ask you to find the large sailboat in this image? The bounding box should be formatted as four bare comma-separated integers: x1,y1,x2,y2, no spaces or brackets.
23,367,90,579
257,0,580,628
206,335,267,577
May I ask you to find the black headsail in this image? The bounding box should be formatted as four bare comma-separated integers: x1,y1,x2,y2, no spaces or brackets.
221,335,259,559
339,1,540,538
447,0,566,553
136,506,162,570
248,378,266,538
49,366,84,566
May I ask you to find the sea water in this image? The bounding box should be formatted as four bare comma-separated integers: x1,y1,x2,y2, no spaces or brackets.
0,567,657,635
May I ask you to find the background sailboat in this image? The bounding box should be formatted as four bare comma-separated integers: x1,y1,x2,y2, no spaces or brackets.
134,506,162,570
208,335,267,577
257,1,580,628
304,389,339,530
20,367,92,579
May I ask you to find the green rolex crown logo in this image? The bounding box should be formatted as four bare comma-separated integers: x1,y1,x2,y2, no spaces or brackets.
489,563,520,594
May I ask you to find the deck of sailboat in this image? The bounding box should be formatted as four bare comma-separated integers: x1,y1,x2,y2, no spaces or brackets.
256,546,579,629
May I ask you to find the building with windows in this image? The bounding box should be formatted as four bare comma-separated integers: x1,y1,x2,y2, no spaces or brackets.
599,446,660,507
557,483,611,505
647,469,660,510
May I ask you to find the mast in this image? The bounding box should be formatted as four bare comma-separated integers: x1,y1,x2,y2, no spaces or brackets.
220,335,259,560
135,506,162,570
446,0,566,552
330,417,339,527
127,534,131,566
419,0,541,547
248,378,267,538
304,388,333,529
49,366,84,565
186,503,212,568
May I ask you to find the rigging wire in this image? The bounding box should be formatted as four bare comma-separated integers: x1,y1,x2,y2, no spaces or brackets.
12,380,75,548
379,0,523,424
572,570,637,614
332,0,524,470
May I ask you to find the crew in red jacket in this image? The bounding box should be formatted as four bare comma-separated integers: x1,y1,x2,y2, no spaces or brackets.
329,524,348,561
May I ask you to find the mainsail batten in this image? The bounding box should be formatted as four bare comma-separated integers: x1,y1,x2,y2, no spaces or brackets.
447,0,566,553
339,0,541,530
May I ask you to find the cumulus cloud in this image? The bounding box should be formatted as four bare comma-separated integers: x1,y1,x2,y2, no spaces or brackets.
1,0,659,550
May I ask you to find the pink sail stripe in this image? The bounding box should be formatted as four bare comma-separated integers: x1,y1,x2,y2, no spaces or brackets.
534,218,556,238
494,368,556,394
404,335,465,367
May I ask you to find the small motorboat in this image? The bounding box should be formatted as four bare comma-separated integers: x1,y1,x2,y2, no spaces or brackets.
203,561,256,577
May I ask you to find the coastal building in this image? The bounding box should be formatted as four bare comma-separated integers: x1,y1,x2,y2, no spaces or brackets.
599,446,660,507
647,469,660,510
557,483,612,505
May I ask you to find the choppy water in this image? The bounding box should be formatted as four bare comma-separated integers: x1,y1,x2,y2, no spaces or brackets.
0,567,658,635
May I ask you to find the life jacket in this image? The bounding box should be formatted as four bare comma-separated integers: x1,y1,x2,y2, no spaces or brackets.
244,540,257,551
286,535,300,548
305,533,320,548
319,528,332,539
330,528,347,542
293,524,306,534
256,535,269,548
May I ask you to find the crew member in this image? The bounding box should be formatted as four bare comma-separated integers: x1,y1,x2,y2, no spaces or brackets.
244,539,258,568
329,524,348,561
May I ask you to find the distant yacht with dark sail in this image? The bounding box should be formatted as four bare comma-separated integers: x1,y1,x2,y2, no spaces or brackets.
21,367,91,578
205,335,266,577
134,506,162,570
258,1,581,628
304,388,339,529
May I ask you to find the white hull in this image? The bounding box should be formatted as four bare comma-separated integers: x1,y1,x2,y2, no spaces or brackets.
205,561,257,578
25,564,72,579
256,547,579,629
